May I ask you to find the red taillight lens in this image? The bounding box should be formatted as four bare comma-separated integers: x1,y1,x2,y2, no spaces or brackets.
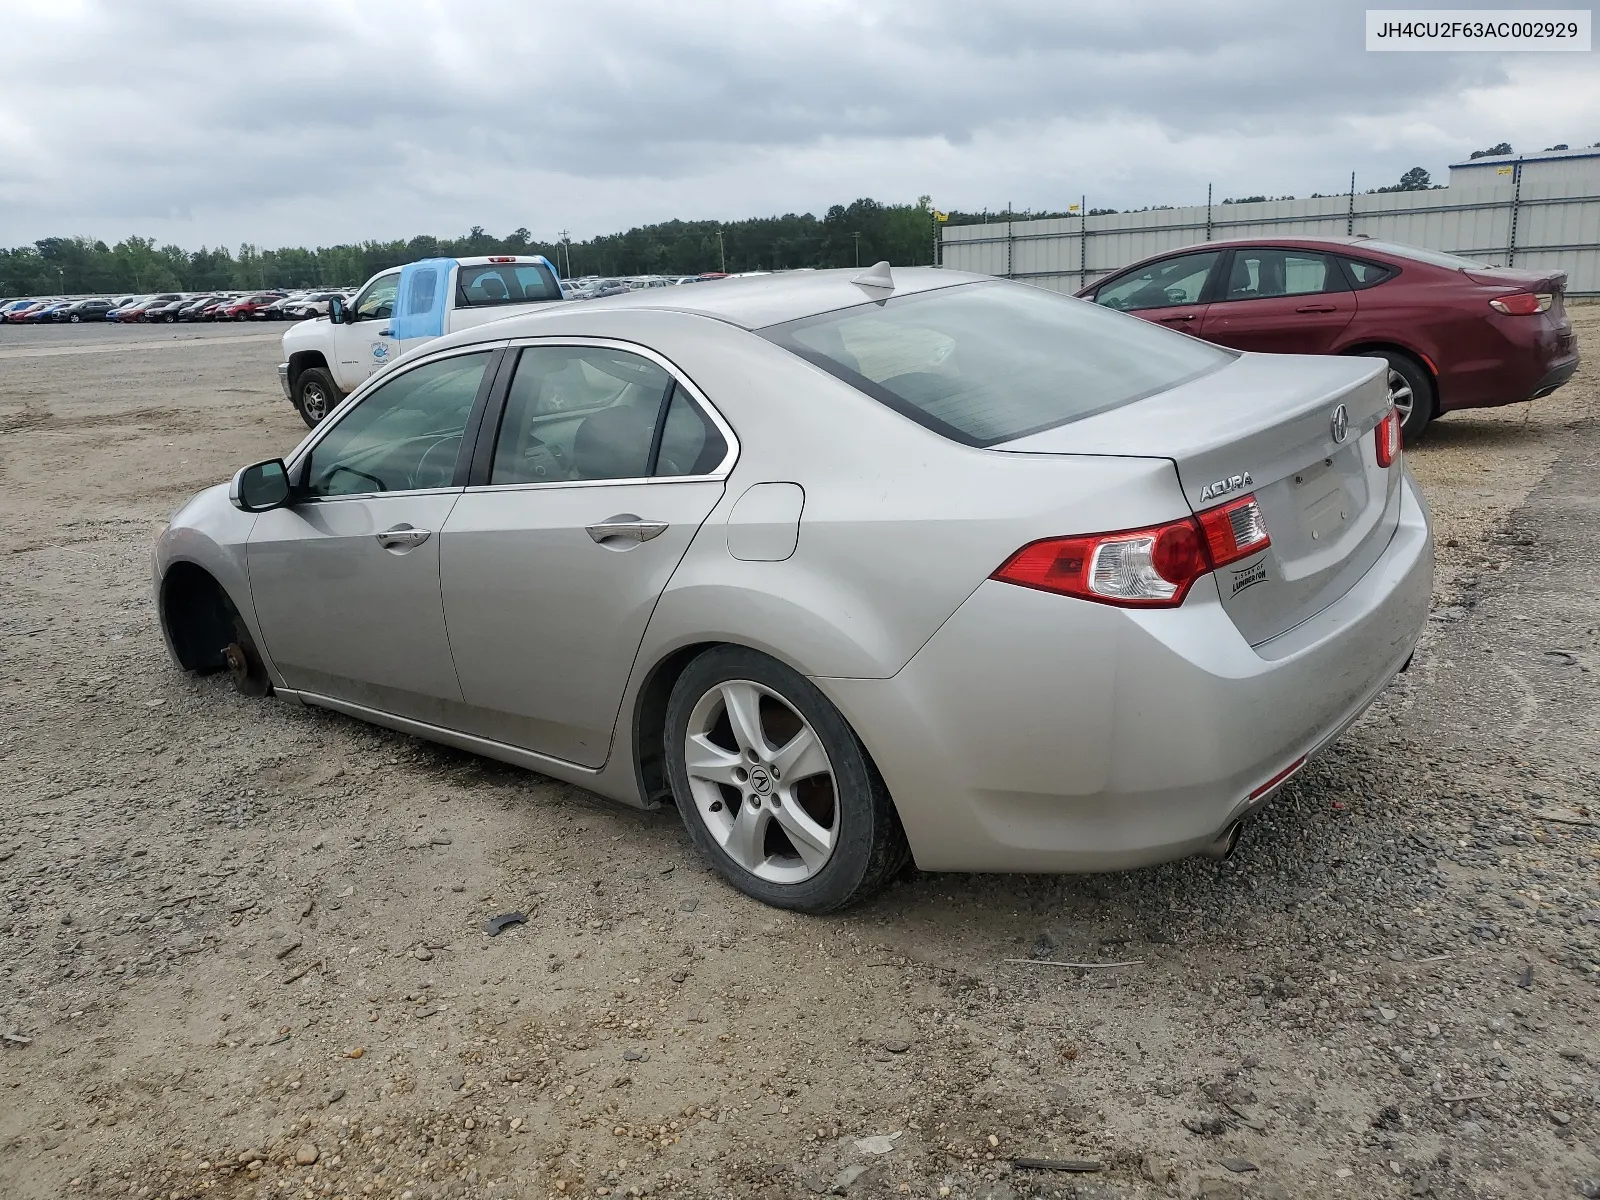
1196,494,1271,567
995,495,1273,609
1488,291,1551,315
1375,406,1402,468
993,517,1212,608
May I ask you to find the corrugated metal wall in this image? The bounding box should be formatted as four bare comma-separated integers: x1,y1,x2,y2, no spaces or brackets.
941,177,1600,295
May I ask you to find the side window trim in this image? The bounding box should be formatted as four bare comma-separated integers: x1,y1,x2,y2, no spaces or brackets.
1198,250,1233,304
286,343,507,498
644,379,678,476
464,337,740,490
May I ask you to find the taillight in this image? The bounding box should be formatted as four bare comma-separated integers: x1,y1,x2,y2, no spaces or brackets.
1489,292,1552,315
487,255,517,263
996,495,1272,609
1196,494,1271,567
993,518,1210,607
1374,406,1402,467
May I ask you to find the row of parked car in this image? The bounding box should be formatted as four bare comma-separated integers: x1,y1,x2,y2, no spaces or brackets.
560,272,732,300
0,289,354,326
4,273,747,325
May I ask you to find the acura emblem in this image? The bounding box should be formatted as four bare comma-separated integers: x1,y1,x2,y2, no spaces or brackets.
1330,404,1349,444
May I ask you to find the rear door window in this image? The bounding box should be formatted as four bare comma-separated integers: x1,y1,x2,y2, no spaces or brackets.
763,281,1233,447
1093,251,1221,312
1221,249,1346,300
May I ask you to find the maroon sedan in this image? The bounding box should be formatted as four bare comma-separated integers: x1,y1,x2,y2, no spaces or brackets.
1078,236,1578,439
215,292,284,320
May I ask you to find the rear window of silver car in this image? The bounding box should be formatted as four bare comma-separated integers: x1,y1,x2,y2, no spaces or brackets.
762,281,1233,447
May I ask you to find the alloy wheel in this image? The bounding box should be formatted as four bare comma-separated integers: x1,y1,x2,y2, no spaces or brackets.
1387,367,1414,424
682,679,838,884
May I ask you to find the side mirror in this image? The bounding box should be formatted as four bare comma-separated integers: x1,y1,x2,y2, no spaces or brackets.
328,296,347,324
229,459,292,513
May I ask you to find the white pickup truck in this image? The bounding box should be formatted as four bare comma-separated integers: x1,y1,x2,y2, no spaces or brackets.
277,254,564,425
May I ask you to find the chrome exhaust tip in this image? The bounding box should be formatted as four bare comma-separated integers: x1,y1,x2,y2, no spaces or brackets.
1200,821,1243,861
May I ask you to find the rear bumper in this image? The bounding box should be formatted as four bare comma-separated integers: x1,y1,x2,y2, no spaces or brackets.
1437,312,1577,412
819,471,1434,874
1526,355,1579,400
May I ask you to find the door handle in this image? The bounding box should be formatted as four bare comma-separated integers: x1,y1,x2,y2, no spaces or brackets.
377,327,392,337
586,515,668,544
376,525,431,549
1158,313,1195,323
1294,303,1337,313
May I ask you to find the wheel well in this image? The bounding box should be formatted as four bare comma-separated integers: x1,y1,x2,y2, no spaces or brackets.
632,642,722,806
1343,342,1436,398
160,562,238,673
287,350,330,391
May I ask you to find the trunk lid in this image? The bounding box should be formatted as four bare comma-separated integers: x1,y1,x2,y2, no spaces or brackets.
1462,265,1566,295
996,352,1399,645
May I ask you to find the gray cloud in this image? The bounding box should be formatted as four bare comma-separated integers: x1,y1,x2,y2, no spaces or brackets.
0,0,1589,249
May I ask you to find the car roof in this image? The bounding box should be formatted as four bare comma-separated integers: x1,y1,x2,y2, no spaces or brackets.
478,266,987,332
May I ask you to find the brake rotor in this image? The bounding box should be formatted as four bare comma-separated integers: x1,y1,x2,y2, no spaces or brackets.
223,643,251,686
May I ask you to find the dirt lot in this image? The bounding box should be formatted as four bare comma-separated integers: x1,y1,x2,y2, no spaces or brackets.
2,314,1597,1200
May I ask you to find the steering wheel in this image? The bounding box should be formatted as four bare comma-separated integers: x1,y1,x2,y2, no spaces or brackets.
413,435,461,489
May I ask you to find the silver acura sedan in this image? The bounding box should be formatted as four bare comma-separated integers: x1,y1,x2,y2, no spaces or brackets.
155,265,1432,911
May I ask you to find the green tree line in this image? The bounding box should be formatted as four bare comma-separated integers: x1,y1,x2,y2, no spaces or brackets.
1,197,972,298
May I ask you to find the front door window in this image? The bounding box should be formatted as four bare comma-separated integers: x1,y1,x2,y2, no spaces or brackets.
1094,251,1220,312
353,271,401,321
305,351,491,496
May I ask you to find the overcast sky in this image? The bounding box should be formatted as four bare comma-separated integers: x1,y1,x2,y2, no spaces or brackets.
1,0,1594,250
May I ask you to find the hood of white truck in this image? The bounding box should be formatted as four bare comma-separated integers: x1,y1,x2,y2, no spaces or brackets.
281,317,328,356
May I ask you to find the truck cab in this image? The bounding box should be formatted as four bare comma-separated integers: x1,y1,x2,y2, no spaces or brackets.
278,255,563,426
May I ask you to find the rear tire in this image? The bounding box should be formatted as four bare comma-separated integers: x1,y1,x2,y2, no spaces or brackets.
294,367,340,428
664,646,909,912
1372,350,1434,443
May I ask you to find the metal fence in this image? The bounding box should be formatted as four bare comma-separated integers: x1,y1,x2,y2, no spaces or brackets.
940,176,1600,296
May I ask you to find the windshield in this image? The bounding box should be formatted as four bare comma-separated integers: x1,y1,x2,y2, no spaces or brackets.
761,281,1234,447
1356,240,1491,270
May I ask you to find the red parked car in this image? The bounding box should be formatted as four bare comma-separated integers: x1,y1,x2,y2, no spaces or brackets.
215,292,285,320
1077,236,1578,439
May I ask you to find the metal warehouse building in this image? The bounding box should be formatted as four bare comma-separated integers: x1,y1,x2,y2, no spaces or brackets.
1447,146,1600,189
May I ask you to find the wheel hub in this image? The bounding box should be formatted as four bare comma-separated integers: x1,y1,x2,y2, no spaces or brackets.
682,679,839,885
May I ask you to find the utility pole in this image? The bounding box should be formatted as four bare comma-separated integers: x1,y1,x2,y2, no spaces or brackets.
558,229,571,277
717,229,726,273
852,231,861,267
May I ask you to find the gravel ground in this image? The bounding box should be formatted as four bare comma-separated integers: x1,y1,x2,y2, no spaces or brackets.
1,315,1597,1200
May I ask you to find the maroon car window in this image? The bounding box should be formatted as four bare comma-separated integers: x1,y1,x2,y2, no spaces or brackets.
1339,258,1394,289
1223,250,1344,301
1093,251,1220,312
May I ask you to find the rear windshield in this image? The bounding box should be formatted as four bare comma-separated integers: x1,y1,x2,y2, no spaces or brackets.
457,263,561,307
761,281,1233,447
1355,240,1490,270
